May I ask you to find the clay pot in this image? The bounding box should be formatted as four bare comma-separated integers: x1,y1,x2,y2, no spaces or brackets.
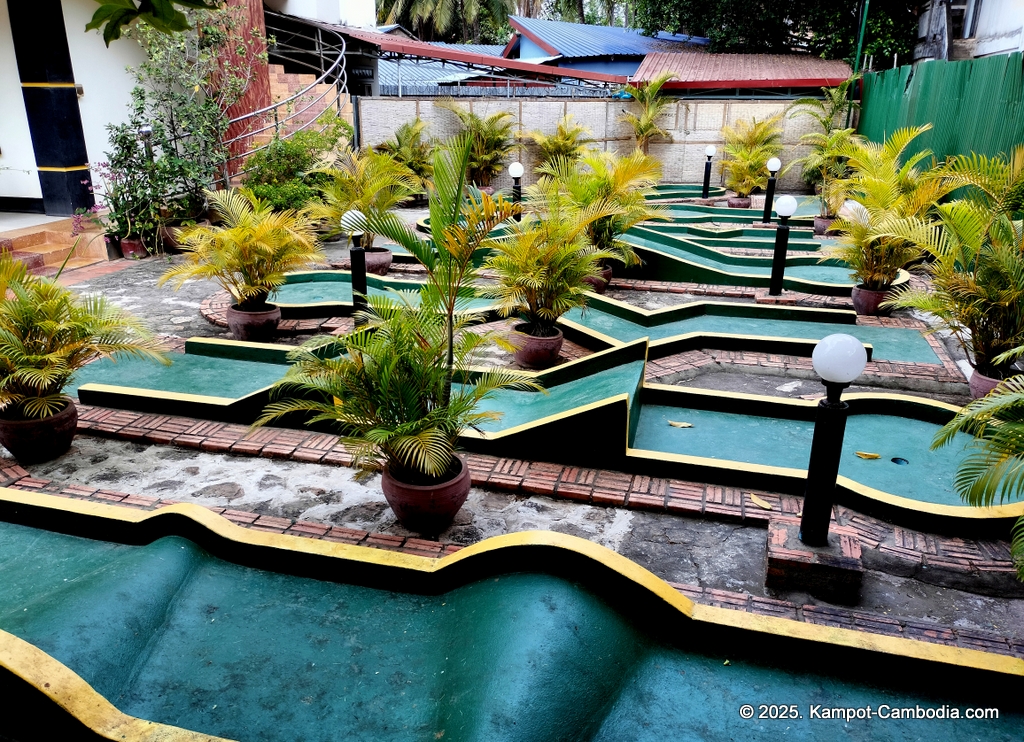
582,266,614,294
0,399,78,465
120,237,149,259
362,246,393,276
226,304,281,342
814,216,837,236
381,455,471,534
850,285,892,316
161,220,210,252
969,369,1002,399
727,196,752,209
512,324,563,369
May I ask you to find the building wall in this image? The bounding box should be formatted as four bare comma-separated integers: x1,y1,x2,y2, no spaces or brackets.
973,0,1024,56
0,0,41,200
557,58,641,76
264,0,375,27
357,97,817,192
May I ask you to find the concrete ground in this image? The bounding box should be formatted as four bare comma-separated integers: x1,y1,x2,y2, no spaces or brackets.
19,204,1023,645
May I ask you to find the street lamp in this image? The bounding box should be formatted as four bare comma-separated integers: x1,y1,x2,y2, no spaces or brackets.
508,161,524,221
341,209,368,323
799,333,868,546
768,195,798,296
138,124,154,163
762,156,782,223
702,145,716,199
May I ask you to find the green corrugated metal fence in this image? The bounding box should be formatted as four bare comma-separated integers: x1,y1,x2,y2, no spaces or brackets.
858,53,1024,159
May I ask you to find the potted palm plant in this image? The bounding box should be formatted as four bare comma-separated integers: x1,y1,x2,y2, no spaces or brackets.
0,253,167,464
719,114,786,208
484,177,619,368
886,146,1024,396
521,114,595,170
539,150,666,292
306,149,421,275
435,99,516,190
159,188,324,341
618,72,675,154
825,125,954,315
262,136,533,533
374,117,435,197
793,128,861,234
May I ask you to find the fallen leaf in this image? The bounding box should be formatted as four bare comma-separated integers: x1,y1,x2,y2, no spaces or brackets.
747,493,773,510
723,660,731,666
855,451,881,459
668,420,693,428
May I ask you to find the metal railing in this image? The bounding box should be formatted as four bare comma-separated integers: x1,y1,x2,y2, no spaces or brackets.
221,11,348,184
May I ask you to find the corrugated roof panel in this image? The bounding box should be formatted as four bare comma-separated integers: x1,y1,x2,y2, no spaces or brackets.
508,16,707,60
377,59,479,86
427,42,507,57
632,53,852,88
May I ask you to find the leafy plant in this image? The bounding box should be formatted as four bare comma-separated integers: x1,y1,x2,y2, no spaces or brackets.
788,75,861,136
375,118,435,191
521,114,595,170
0,254,167,420
435,100,516,187
793,128,862,217
718,114,786,198
484,179,619,337
86,0,220,46
932,375,1024,580
258,292,534,483
619,72,675,154
159,188,324,311
306,149,421,247
885,147,1024,378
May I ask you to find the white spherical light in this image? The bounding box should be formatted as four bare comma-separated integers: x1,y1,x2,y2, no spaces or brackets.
508,161,525,179
705,145,717,157
812,334,868,384
775,195,798,218
767,157,782,174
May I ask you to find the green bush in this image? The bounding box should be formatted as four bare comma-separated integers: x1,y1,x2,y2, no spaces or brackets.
247,181,317,212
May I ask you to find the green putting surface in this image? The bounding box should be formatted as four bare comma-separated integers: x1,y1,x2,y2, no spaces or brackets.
473,361,644,432
564,308,939,364
646,224,832,252
2,521,1022,741
69,353,287,399
272,279,494,311
634,406,973,507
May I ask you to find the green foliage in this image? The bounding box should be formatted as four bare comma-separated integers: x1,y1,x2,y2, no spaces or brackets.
718,114,786,198
618,73,675,154
374,118,435,190
306,149,421,247
824,125,955,289
159,189,324,311
86,0,220,46
246,181,318,213
932,375,1024,580
258,292,535,483
521,115,595,170
788,76,861,136
435,100,517,187
0,254,167,420
793,128,863,217
381,0,513,42
885,147,1024,377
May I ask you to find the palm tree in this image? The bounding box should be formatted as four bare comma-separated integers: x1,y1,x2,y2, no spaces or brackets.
435,99,517,188
306,149,421,247
520,114,595,170
374,118,435,193
719,114,786,199
788,75,861,136
619,72,675,154
386,0,513,41
793,128,863,218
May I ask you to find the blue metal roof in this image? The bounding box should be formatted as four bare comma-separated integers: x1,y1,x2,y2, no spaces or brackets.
427,42,506,57
508,16,708,60
376,58,478,86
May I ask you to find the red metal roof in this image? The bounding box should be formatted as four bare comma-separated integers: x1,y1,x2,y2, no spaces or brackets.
337,26,628,85
632,53,852,89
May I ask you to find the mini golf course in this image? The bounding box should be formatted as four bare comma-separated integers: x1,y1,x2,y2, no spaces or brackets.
1,499,1022,742
647,183,728,200
649,223,831,252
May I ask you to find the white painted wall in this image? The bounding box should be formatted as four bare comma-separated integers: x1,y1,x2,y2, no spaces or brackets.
973,0,1024,56
264,0,376,28
0,0,42,200
62,0,146,166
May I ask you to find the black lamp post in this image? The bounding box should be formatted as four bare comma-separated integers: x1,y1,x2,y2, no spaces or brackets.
762,157,781,223
342,210,368,326
768,195,797,296
701,145,716,199
799,334,868,546
509,161,524,221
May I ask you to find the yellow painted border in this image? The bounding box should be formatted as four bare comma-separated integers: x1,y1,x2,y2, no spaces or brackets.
21,82,77,88
37,165,90,173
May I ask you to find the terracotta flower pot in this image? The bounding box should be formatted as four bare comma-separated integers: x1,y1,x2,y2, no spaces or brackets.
0,399,78,465
119,237,149,259
512,324,564,369
381,455,471,534
814,216,837,236
850,285,892,316
226,303,281,342
727,196,752,209
969,369,1002,399
582,266,614,294
362,246,393,276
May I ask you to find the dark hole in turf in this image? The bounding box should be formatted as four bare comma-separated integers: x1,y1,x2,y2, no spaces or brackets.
891,457,909,466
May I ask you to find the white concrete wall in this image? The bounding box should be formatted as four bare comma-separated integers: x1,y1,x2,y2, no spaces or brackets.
264,0,376,28
357,98,818,192
973,0,1024,56
0,0,42,200
62,0,146,166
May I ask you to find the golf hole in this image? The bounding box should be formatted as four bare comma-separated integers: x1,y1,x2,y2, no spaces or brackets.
891,457,909,466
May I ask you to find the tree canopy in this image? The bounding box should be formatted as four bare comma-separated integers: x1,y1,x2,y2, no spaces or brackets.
87,0,221,46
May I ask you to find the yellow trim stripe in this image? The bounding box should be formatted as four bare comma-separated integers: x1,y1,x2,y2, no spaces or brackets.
20,82,77,88
37,165,90,173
